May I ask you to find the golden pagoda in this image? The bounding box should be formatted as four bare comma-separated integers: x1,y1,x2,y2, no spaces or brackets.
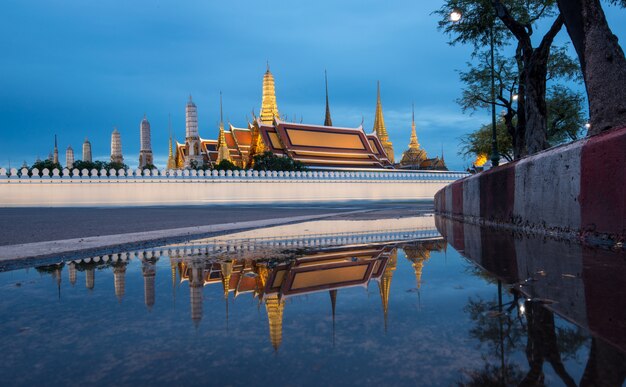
373,81,394,163
216,93,232,164
260,63,280,124
400,104,427,167
265,294,285,351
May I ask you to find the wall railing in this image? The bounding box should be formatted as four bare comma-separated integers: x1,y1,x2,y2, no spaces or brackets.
0,167,468,182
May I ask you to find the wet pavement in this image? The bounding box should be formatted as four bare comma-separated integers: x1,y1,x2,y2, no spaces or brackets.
0,211,624,386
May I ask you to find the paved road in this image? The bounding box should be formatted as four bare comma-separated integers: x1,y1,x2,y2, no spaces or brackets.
0,202,433,246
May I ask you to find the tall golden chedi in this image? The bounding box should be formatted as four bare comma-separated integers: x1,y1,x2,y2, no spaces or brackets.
373,82,394,163
400,104,427,167
260,64,280,124
216,92,232,164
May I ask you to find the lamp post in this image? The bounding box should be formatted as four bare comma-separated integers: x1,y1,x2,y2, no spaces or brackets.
451,8,500,167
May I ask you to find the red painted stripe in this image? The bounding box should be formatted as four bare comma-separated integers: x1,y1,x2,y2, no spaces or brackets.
451,181,464,216
479,163,516,222
580,127,626,240
582,246,626,352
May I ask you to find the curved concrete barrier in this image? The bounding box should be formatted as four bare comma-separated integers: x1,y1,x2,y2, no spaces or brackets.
435,126,626,245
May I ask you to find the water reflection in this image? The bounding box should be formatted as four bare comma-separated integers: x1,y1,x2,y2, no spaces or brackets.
2,215,625,385
33,240,444,353
437,215,626,386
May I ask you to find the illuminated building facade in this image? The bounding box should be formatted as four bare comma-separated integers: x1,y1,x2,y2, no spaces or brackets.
174,67,394,169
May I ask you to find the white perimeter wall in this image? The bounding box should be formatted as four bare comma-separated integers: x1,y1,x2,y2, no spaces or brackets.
0,178,455,207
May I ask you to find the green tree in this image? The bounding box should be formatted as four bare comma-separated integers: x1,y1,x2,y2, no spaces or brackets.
461,119,515,162
458,45,582,158
29,159,62,176
214,159,240,171
252,151,306,171
436,0,567,156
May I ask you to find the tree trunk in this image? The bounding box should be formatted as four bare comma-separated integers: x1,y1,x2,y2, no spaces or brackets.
557,0,626,134
524,50,551,154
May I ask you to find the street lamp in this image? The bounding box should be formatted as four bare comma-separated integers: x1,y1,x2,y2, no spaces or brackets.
450,8,500,167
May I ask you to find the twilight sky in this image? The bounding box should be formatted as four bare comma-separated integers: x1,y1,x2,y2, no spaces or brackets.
1,0,625,170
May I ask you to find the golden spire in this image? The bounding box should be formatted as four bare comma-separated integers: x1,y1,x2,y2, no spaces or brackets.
404,245,431,289
216,92,232,163
260,64,280,124
324,70,333,127
265,294,285,351
378,249,397,331
409,103,420,151
167,114,176,169
373,82,394,162
220,260,233,298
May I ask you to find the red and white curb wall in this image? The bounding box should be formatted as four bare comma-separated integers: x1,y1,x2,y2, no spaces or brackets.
435,126,626,244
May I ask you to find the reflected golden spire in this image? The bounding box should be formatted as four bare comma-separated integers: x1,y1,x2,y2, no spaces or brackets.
403,245,431,290
220,260,234,298
254,262,270,298
260,64,280,124
378,249,397,331
217,92,232,163
373,81,394,162
265,294,285,351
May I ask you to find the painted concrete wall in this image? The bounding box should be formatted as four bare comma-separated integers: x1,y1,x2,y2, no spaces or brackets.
0,170,467,207
434,126,626,244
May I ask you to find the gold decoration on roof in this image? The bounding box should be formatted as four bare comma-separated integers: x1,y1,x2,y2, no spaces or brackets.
260,64,280,124
474,153,488,167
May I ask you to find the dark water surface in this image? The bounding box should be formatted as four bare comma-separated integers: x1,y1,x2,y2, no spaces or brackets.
0,215,624,386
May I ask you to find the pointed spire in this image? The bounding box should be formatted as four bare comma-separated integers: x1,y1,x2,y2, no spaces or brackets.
260,64,280,124
324,70,333,127
409,102,420,151
373,81,394,162
217,92,232,164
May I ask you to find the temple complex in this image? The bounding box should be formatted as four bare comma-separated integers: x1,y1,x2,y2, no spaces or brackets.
168,66,451,171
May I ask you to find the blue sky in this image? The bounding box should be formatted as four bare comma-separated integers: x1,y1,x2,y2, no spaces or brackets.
1,0,625,170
